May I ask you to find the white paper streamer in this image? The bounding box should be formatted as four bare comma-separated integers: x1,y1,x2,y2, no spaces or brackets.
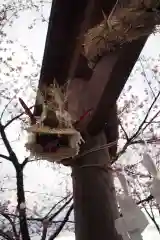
115,171,148,240
129,230,143,240
150,178,160,204
117,195,148,233
142,153,157,177
115,218,131,240
142,153,160,204
116,171,129,196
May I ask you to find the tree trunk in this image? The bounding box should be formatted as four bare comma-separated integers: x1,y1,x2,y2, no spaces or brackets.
72,132,121,240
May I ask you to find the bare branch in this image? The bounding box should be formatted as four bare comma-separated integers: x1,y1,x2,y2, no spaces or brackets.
0,93,17,121
16,168,30,240
137,195,154,205
21,158,29,169
49,197,73,222
130,90,160,140
131,137,160,145
0,213,19,240
0,123,30,239
48,204,74,240
142,109,160,133
139,58,156,98
114,91,160,162
0,123,19,167
0,229,13,240
118,118,129,141
4,105,34,129
44,194,71,219
0,154,11,161
41,220,48,240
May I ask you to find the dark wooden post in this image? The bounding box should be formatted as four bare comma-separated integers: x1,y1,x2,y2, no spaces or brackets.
72,133,121,240
66,38,147,239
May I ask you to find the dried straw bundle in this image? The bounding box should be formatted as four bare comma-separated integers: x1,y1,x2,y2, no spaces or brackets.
84,0,160,63
25,131,83,163
36,81,73,129
25,82,84,163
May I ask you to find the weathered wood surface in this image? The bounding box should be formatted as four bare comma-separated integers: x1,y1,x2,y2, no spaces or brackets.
72,132,122,240
35,0,148,134
67,36,147,135
33,2,151,240
87,36,148,135
38,0,117,87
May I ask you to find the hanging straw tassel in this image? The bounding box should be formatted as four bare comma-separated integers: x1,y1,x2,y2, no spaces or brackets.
115,171,148,240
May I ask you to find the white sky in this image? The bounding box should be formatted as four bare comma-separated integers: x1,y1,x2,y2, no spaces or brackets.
1,1,160,239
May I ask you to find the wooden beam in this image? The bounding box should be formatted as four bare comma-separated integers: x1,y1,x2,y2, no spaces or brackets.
72,133,121,240
67,36,148,137
35,0,148,139
87,36,148,135
38,0,117,87
38,0,89,87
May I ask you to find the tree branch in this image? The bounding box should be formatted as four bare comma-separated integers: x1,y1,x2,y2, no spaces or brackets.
0,154,11,161
139,58,156,98
131,137,160,145
44,194,72,219
130,90,160,141
113,92,160,163
0,94,17,121
136,195,154,205
48,204,74,240
0,122,19,167
21,158,29,169
118,118,129,141
0,123,18,161
16,167,30,240
142,109,160,133
0,213,19,240
49,196,73,222
41,220,49,240
0,229,13,240
4,105,34,129
0,123,30,240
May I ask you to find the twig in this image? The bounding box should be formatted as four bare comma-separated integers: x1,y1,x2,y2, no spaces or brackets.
4,105,34,129
142,109,160,133
114,91,160,162
0,122,30,239
4,213,74,224
49,197,73,222
0,123,18,166
137,195,154,205
41,220,48,240
0,229,13,240
48,204,74,240
44,194,71,219
0,93,17,121
130,90,160,141
21,158,29,169
118,118,129,141
0,154,11,161
139,58,156,98
16,167,30,240
0,213,19,240
131,138,160,145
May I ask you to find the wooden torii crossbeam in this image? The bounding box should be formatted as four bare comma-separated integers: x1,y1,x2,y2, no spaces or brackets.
33,0,158,136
